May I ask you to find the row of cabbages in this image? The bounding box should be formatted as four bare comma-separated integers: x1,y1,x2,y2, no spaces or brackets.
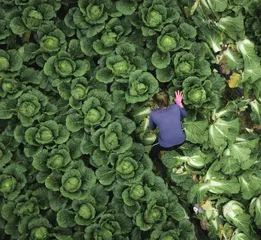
0,0,261,239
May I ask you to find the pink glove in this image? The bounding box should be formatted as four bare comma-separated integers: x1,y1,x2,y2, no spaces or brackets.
174,90,184,108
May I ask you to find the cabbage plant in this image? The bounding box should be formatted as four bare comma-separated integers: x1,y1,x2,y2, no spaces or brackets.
25,120,70,146
113,150,152,183
83,97,111,128
249,195,261,229
17,89,48,127
78,0,109,25
0,163,27,200
157,24,185,53
0,49,23,73
45,160,96,200
140,0,180,36
173,51,195,78
65,0,113,38
10,4,57,35
223,200,252,237
1,0,261,239
80,17,131,56
0,9,11,44
69,77,89,109
125,70,158,103
66,89,114,133
1,195,40,238
135,199,167,231
17,215,52,240
32,145,72,178
161,146,214,170
113,181,152,218
38,23,66,55
95,143,152,188
84,212,133,238
96,42,147,83
0,141,12,168
0,77,23,99
44,50,90,82
91,121,134,154
122,183,151,205
182,76,220,109
15,120,70,157
57,76,90,109
84,224,114,240
231,229,250,240
72,194,108,226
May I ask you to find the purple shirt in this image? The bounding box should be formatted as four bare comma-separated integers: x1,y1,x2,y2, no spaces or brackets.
149,104,187,147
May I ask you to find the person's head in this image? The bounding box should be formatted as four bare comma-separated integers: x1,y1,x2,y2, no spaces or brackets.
153,90,170,108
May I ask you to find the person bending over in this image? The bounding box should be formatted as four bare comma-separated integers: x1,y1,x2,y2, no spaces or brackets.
148,90,187,163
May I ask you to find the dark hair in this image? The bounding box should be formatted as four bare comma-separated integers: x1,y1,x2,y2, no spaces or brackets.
153,90,170,108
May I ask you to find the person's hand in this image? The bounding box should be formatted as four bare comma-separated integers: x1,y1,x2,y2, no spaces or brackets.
174,90,184,107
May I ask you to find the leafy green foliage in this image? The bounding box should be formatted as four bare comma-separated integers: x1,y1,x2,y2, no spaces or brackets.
0,0,261,239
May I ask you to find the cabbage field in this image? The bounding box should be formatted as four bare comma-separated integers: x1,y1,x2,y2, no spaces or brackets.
1,0,261,239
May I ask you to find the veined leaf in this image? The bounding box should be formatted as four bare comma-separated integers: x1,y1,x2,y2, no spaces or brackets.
250,100,261,124
183,120,208,144
209,118,240,152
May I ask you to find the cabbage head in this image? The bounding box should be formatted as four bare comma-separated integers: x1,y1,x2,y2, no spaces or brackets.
125,70,158,103
2,195,39,229
182,76,216,108
188,88,207,106
47,152,70,170
136,199,167,231
173,52,195,77
0,163,27,200
72,188,108,226
91,122,133,153
140,0,180,36
30,226,49,240
69,77,90,109
19,216,51,240
82,96,111,128
100,32,117,47
60,160,96,200
106,55,134,78
32,146,72,174
84,225,113,240
0,49,23,72
159,230,181,240
116,156,138,180
141,2,167,29
0,78,19,96
10,4,56,35
78,203,96,221
157,25,184,53
158,35,177,52
44,51,90,80
78,0,108,25
25,120,70,146
17,89,48,127
22,6,44,29
121,183,151,207
38,24,66,53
